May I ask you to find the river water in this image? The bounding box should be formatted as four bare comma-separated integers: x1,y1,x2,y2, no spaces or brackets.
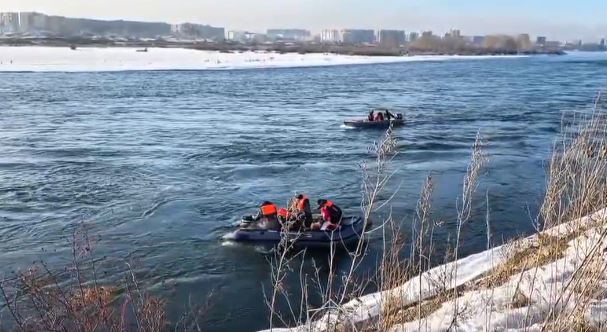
1,52,607,331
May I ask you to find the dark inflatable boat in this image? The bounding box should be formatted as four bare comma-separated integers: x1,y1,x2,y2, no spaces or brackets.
223,216,365,247
344,118,404,129
344,108,405,129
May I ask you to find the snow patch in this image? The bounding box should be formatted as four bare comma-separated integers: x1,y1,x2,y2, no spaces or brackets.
263,208,607,332
0,46,525,72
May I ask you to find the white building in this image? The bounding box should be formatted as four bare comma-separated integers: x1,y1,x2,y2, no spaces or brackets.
228,30,266,43
321,29,341,43
227,30,246,41
0,12,19,34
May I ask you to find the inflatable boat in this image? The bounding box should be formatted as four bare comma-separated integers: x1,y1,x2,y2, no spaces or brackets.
344,118,405,129
223,216,365,247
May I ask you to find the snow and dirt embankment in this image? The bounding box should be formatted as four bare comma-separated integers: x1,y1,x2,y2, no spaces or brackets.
268,208,607,331
0,46,523,72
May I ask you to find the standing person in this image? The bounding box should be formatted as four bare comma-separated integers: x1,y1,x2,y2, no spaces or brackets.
384,110,392,120
289,193,313,229
312,199,343,231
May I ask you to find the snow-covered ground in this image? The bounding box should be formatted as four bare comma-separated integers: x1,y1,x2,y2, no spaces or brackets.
265,208,607,331
0,46,524,72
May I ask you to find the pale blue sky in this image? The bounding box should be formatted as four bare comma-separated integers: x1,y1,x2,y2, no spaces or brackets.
1,0,605,41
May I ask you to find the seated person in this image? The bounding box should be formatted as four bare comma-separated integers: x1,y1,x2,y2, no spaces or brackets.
311,199,343,231
245,201,282,231
374,112,384,121
368,111,375,121
288,193,313,229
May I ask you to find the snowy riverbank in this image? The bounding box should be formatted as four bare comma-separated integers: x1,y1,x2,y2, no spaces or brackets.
266,208,607,331
0,46,525,72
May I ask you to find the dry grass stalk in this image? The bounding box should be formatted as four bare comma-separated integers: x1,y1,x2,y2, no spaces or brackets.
0,226,167,332
450,132,487,327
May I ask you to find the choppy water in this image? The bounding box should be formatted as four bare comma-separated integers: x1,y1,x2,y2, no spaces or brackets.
1,52,607,331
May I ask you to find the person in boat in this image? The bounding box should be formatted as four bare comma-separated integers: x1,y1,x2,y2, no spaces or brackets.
311,199,343,231
288,193,313,229
374,112,384,122
368,110,375,122
386,109,400,120
384,110,393,120
246,201,282,230
277,208,290,228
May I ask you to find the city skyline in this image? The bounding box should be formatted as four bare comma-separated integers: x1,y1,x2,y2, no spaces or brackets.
0,0,606,42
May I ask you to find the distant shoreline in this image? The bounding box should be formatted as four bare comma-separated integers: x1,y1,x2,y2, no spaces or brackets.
0,45,534,73
0,37,567,57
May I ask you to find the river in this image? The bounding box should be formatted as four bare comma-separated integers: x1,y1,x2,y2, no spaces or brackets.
1,51,606,331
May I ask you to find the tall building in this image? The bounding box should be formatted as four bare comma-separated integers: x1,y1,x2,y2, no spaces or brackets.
1,12,224,38
536,36,547,46
18,12,31,32
379,30,405,47
408,32,419,43
17,12,48,33
172,23,224,40
320,29,341,43
341,29,375,44
421,31,433,38
227,30,245,41
0,12,19,34
601,38,606,48
450,29,461,38
516,34,532,50
266,29,311,41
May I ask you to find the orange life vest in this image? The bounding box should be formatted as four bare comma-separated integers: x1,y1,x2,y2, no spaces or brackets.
261,203,278,216
296,195,309,211
278,208,289,218
320,200,341,224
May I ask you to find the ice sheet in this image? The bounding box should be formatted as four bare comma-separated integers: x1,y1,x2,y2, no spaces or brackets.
0,46,524,72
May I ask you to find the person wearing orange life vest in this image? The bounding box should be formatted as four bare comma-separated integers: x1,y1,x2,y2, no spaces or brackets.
289,193,313,229
277,207,290,228
252,201,282,230
311,199,343,231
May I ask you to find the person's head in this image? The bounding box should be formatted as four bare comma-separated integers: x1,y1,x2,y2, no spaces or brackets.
261,201,273,206
317,199,327,209
296,194,304,200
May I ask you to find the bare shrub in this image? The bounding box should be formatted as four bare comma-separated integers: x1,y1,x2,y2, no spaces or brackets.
0,226,168,332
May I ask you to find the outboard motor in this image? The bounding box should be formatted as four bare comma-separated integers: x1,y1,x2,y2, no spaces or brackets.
240,215,255,228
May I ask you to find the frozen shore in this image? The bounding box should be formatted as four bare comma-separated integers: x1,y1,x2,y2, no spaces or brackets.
265,208,607,331
0,46,525,72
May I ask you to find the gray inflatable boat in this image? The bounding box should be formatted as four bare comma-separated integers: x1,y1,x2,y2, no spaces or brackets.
223,217,365,247
344,118,404,129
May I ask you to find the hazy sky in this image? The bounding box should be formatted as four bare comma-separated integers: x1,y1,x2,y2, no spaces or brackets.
2,0,606,41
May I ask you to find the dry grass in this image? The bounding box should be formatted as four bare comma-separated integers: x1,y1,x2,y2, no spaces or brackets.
1,263,167,332
378,288,463,329
372,94,607,331
0,226,196,332
476,234,570,289
510,289,532,309
543,318,601,332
